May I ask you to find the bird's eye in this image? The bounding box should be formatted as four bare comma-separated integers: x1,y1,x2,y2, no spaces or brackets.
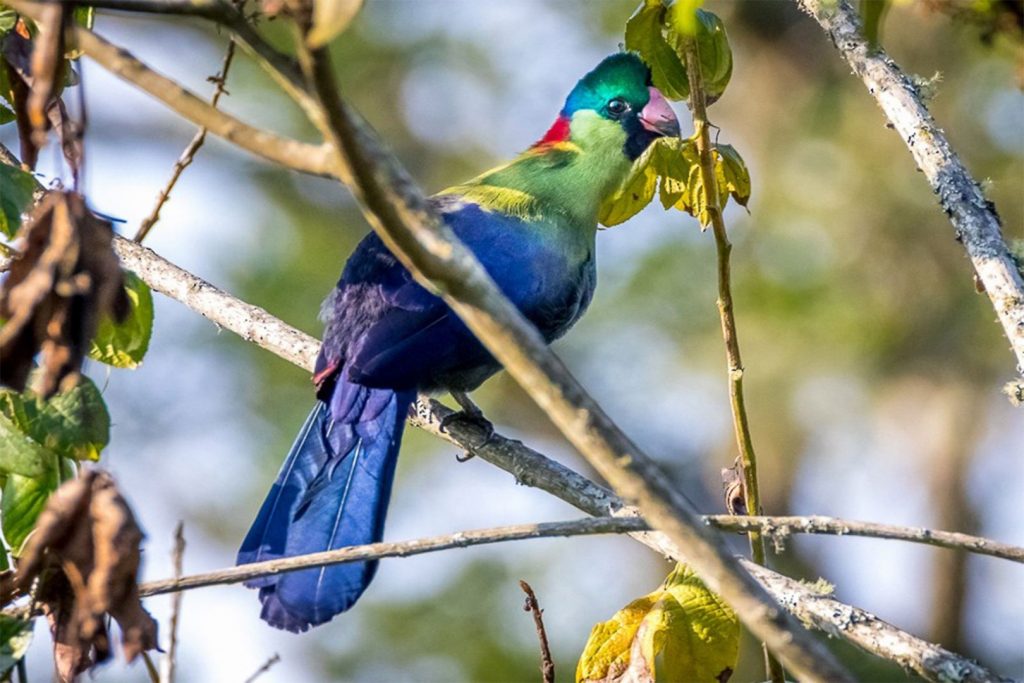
607,98,628,117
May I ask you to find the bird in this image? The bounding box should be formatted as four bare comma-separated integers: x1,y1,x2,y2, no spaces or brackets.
236,52,681,632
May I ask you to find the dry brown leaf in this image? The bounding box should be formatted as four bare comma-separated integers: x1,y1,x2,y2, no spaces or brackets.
0,191,128,397
720,458,746,516
2,14,80,175
15,470,157,682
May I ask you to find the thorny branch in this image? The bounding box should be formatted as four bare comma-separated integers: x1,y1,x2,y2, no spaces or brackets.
797,0,1024,380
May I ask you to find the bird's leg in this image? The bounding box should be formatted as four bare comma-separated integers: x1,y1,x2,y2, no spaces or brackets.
439,391,495,460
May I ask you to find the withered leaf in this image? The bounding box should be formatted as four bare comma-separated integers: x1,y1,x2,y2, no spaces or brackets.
0,191,129,398
1,14,80,174
15,470,157,682
721,458,747,516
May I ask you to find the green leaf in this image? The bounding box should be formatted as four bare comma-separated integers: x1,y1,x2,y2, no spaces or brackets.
668,7,733,104
0,163,37,238
577,564,739,683
0,615,34,676
307,0,364,48
625,0,690,101
0,412,58,479
0,6,16,36
0,374,111,465
0,101,14,125
2,467,59,554
73,6,94,29
88,271,154,369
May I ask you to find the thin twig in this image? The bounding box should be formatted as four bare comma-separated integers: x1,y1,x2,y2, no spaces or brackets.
797,0,1024,378
295,37,851,683
6,0,340,179
0,192,1001,677
242,654,281,683
129,515,1022,599
134,39,237,243
519,581,555,683
159,522,186,683
140,651,160,683
706,515,1024,563
138,518,646,597
681,27,783,683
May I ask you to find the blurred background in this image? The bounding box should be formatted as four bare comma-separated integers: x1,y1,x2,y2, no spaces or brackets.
4,1,1022,680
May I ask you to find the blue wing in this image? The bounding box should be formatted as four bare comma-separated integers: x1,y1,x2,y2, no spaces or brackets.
318,198,593,393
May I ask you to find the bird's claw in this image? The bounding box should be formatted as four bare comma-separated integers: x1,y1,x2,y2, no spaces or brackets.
439,409,495,461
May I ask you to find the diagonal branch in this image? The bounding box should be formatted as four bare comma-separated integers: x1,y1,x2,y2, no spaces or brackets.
295,38,852,682
134,35,238,243
4,0,340,179
797,0,1024,378
105,223,1014,682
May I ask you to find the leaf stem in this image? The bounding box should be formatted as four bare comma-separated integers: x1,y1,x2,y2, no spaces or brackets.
680,29,784,683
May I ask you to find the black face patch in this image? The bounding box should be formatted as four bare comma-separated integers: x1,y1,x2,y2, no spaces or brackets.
621,114,660,161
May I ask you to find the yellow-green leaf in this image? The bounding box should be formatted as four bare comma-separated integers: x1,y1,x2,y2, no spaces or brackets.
713,142,751,208
577,564,739,683
576,592,660,682
307,0,364,48
599,141,662,227
625,0,690,101
89,271,154,369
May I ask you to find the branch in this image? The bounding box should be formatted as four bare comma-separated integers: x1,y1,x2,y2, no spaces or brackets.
158,522,186,683
111,237,321,371
131,513,1023,600
99,229,1015,682
134,35,238,243
682,28,782,683
706,515,1024,563
6,0,340,179
129,513,1023,598
797,0,1024,378
138,517,648,597
295,39,852,683
742,560,1012,683
1,139,1015,678
519,581,556,683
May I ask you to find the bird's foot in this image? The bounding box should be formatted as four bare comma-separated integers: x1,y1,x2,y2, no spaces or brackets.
440,392,495,460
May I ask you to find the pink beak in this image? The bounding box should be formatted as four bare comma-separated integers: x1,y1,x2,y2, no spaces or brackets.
639,87,680,137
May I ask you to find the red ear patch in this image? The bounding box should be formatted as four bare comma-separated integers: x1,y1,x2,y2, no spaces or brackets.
535,114,571,146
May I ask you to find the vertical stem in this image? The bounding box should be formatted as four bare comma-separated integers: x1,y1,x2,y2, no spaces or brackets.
681,33,785,683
